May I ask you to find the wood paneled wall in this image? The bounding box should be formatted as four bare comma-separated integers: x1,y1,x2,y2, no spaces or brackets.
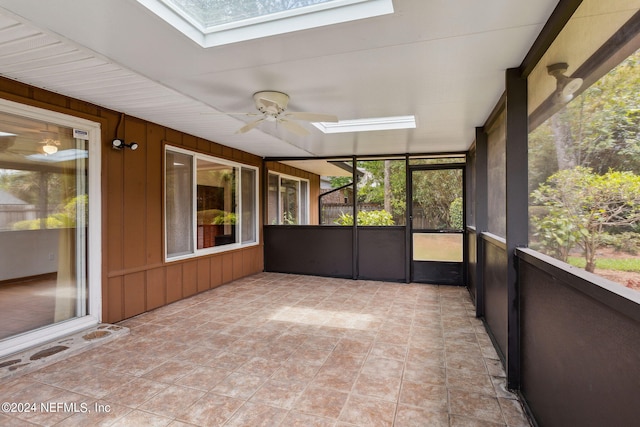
0,77,265,323
265,161,321,225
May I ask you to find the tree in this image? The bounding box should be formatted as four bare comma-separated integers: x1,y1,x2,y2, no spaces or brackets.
530,50,640,177
411,169,462,229
329,160,406,224
531,167,640,272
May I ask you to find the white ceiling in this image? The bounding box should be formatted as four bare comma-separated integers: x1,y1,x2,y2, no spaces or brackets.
0,0,560,159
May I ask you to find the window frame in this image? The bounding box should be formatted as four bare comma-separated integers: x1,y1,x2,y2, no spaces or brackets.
164,145,259,262
138,0,393,47
268,171,310,225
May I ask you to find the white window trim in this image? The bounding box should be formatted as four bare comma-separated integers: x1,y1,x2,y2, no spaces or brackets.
164,145,259,262
0,98,101,358
269,171,310,225
137,0,393,47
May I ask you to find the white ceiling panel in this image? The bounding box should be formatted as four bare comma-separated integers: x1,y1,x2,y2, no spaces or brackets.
0,0,564,165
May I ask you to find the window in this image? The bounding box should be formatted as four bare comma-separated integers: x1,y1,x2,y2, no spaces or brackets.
268,172,309,225
528,45,640,293
165,146,258,260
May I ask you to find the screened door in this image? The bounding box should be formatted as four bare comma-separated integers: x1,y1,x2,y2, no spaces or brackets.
409,167,464,284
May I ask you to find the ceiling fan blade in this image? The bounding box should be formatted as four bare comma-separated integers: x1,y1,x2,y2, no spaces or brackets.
284,112,338,122
200,112,259,116
279,119,310,136
235,119,264,134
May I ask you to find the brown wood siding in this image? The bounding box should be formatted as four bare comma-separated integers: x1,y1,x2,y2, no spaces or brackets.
146,268,166,311
210,256,223,288
265,161,321,225
124,272,146,319
0,76,264,323
197,258,211,293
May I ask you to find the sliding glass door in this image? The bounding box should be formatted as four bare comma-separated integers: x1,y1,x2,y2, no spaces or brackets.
0,99,101,357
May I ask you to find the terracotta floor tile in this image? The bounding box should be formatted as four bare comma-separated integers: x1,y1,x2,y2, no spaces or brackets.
175,366,232,391
110,410,173,427
369,342,407,361
210,371,266,399
449,414,505,426
403,363,446,386
251,378,307,409
142,359,196,384
12,390,93,426
53,401,131,427
333,336,374,354
139,385,206,418
272,360,321,383
207,350,253,371
485,358,506,378
63,368,134,399
361,357,404,378
177,393,244,426
323,352,366,370
288,346,332,366
499,397,530,427
353,371,402,402
236,355,284,377
394,405,449,427
104,377,169,408
339,395,396,427
281,411,337,427
0,273,534,427
449,390,505,424
312,366,359,391
446,352,488,374
295,386,349,419
224,401,288,427
399,381,448,413
447,369,495,395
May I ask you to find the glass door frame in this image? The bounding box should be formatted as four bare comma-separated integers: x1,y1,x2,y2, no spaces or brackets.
0,98,102,358
407,164,466,285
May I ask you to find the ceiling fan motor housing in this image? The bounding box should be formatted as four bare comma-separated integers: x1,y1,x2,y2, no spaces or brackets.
253,91,290,116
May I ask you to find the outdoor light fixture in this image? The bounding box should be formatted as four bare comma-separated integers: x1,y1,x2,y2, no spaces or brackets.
112,139,139,150
41,139,60,155
547,63,583,104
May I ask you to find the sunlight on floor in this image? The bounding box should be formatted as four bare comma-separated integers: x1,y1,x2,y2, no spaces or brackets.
270,306,377,330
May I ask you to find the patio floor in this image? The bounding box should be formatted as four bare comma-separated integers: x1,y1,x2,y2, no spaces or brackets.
0,273,530,426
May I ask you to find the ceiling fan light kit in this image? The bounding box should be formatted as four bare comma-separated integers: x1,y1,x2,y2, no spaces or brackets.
234,91,338,136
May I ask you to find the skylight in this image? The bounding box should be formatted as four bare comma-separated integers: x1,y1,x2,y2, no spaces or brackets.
312,115,417,133
137,0,393,47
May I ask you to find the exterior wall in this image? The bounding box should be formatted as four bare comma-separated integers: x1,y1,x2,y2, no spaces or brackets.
265,161,320,225
0,76,264,324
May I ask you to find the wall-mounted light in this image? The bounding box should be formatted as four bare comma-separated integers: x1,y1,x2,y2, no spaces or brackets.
112,139,138,150
547,63,583,104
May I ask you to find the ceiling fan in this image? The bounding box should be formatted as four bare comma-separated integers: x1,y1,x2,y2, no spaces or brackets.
232,91,338,136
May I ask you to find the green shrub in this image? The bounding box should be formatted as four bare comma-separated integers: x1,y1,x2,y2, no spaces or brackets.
335,210,395,226
449,197,463,229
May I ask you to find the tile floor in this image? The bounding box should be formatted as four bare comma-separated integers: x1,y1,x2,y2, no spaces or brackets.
0,273,531,426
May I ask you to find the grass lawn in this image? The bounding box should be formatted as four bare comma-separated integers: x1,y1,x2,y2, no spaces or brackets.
413,233,463,262
567,256,640,272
